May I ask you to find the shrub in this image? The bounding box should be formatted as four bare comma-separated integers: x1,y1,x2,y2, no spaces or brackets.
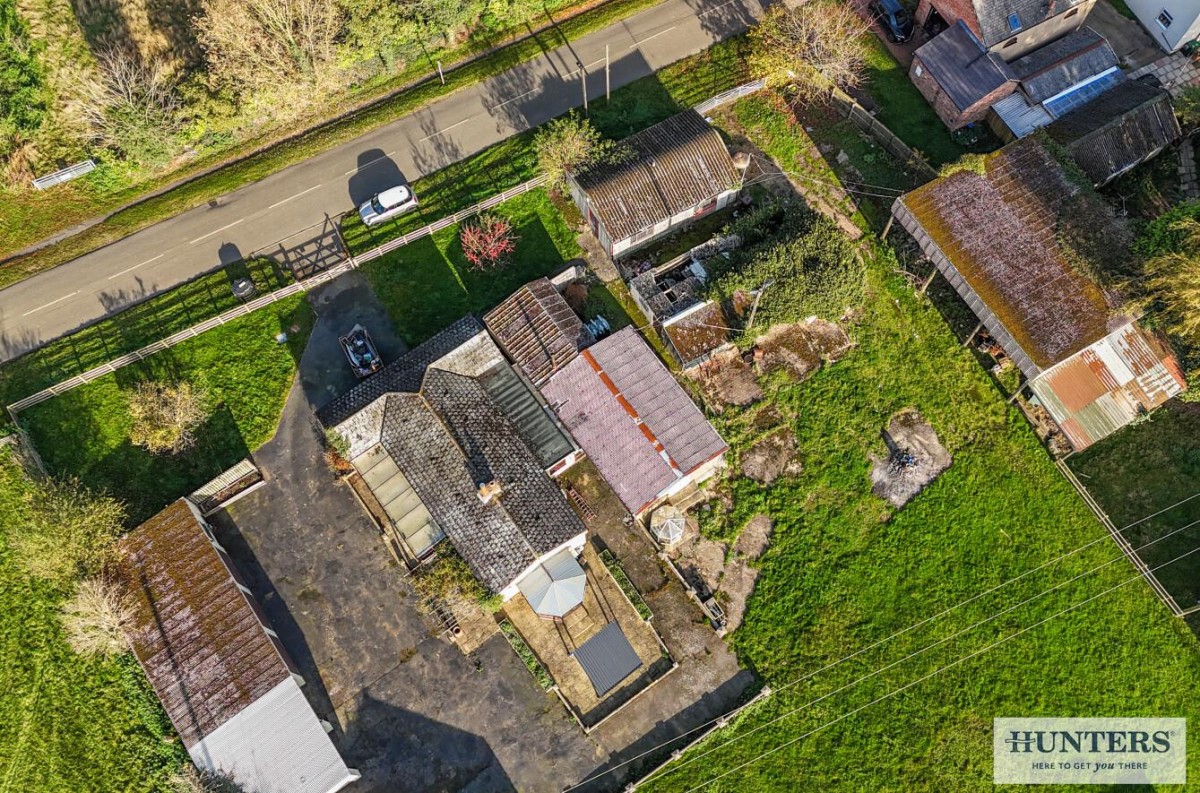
459,213,517,270
12,475,125,585
410,548,497,610
169,765,245,793
61,577,133,658
128,381,208,455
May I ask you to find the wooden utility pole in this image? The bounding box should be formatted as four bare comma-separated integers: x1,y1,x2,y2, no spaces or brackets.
746,279,774,330
605,44,611,102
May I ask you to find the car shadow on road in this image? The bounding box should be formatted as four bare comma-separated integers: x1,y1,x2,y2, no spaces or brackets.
348,149,408,208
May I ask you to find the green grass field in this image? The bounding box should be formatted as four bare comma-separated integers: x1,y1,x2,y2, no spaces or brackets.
19,295,312,524
0,449,185,791
0,256,292,416
640,249,1200,791
358,189,581,345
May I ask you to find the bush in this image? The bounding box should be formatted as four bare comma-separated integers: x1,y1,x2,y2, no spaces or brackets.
60,577,132,658
169,765,245,793
12,475,125,585
411,548,498,611
127,381,208,455
459,213,517,270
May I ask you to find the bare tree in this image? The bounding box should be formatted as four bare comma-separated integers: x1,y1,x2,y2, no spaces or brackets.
748,2,870,100
13,476,125,585
533,112,614,192
196,0,342,93
128,381,208,455
67,47,181,168
61,577,133,658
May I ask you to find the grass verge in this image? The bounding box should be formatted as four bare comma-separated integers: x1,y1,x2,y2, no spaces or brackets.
0,0,706,286
0,256,292,413
642,248,1200,791
18,295,313,524
0,449,185,791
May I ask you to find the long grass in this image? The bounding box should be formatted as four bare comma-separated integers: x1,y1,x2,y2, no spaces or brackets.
640,248,1200,791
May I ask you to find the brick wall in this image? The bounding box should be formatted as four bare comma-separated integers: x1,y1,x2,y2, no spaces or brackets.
910,55,1017,130
917,0,982,37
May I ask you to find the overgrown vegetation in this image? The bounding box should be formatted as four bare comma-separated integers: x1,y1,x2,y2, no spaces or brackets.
60,576,133,658
599,548,651,620
499,619,554,690
0,447,185,790
534,112,614,191
9,472,125,585
127,380,208,454
644,248,1200,791
19,294,312,523
411,547,502,612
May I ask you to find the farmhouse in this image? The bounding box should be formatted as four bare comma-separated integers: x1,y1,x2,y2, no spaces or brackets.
117,500,360,793
318,317,587,597
541,326,728,516
891,137,1187,450
566,110,742,258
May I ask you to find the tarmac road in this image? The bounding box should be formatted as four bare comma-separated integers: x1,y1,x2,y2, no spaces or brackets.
0,0,764,363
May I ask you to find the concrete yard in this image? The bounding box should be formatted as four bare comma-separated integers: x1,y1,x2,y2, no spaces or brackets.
207,275,757,791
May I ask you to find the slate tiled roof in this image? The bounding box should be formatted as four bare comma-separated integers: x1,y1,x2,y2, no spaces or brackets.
972,0,1084,47
915,22,1014,111
379,371,586,592
573,110,739,241
892,137,1119,372
1046,80,1181,186
317,316,484,427
541,327,726,514
1009,28,1117,103
119,501,291,749
483,278,594,386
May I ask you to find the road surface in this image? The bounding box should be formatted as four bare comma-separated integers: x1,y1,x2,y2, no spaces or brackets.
0,0,763,363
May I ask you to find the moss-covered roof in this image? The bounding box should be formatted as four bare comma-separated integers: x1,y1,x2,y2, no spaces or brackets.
900,138,1118,368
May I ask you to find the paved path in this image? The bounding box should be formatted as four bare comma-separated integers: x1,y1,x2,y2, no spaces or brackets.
0,0,763,363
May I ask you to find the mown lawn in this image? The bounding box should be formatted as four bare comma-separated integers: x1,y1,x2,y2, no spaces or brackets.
860,35,965,167
0,449,185,791
1069,404,1200,611
358,189,581,345
19,295,312,524
0,256,292,418
641,251,1200,791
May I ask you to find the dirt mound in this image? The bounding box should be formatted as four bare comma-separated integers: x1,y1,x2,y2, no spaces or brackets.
734,515,772,560
869,410,952,508
668,514,774,633
740,430,801,484
754,320,853,382
691,348,762,408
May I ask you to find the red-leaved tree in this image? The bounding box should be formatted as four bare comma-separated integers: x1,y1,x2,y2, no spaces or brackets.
460,214,517,270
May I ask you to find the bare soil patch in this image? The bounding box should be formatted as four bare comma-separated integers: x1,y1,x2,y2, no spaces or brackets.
869,409,952,508
668,514,773,632
690,347,762,409
754,320,853,382
740,429,801,484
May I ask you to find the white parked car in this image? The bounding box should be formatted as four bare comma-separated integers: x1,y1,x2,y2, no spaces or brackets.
359,185,418,227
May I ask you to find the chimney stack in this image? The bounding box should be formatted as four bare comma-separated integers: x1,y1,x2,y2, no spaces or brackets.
477,480,503,504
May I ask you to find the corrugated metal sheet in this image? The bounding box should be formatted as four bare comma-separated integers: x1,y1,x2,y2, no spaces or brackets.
990,92,1054,139
190,677,358,793
573,110,739,242
1030,323,1187,450
118,500,293,749
572,621,643,697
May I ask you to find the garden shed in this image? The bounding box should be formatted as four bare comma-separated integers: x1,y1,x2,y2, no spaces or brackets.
484,277,594,386
566,110,742,258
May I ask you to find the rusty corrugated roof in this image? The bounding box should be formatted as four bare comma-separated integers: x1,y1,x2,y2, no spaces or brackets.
118,500,292,748
574,110,739,242
1030,323,1187,450
662,301,731,367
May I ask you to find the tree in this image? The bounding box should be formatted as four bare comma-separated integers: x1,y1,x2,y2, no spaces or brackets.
338,0,421,71
748,2,869,100
127,381,208,455
1146,216,1200,338
196,0,342,94
533,112,614,191
61,577,132,658
460,213,517,269
12,475,125,585
66,47,181,168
